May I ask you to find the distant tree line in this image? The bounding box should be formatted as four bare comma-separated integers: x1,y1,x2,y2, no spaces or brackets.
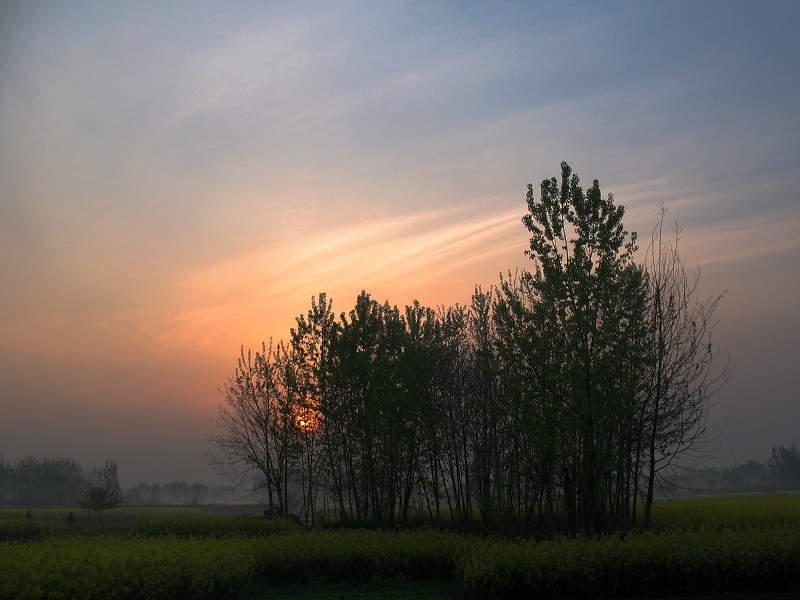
124,481,236,506
206,162,733,537
0,455,88,507
0,454,237,509
687,443,800,493
0,455,123,512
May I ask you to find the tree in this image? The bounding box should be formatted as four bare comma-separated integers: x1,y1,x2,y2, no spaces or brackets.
639,206,731,527
162,480,208,505
162,480,189,504
125,483,145,505
733,460,767,490
185,482,210,505
499,161,648,536
465,287,506,531
290,293,335,525
204,342,301,513
149,483,163,505
6,455,89,507
327,291,407,524
75,459,125,517
125,481,162,505
0,455,12,505
203,165,730,538
767,442,800,489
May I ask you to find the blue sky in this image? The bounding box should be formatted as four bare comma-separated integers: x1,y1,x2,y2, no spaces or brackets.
1,1,798,486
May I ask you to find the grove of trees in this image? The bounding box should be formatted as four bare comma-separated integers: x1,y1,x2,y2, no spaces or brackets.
0,455,88,507
206,162,732,536
685,445,800,493
0,455,123,510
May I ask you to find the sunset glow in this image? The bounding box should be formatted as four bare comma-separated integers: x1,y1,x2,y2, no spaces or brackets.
1,2,798,487
293,404,321,434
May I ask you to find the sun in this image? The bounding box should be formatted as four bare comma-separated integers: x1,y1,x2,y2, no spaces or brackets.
293,404,321,433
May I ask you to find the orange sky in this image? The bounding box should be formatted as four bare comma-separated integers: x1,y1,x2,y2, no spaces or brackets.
1,2,799,487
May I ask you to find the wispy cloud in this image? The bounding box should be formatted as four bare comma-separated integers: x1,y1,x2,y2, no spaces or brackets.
161,206,527,354
684,208,800,269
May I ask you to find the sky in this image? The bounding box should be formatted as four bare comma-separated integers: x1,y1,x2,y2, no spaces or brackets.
1,1,799,489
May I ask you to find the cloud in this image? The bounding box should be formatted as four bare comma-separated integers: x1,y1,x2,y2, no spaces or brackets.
161,205,528,354
684,208,800,269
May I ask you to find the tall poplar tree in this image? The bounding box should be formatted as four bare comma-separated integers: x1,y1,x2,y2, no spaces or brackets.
502,161,647,535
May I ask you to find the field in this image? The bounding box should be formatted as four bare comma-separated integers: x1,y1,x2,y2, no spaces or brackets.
1,494,799,599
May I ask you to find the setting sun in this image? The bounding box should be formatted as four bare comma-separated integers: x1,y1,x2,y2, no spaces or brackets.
293,404,321,433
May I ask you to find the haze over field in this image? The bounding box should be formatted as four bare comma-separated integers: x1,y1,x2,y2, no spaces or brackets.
1,1,798,488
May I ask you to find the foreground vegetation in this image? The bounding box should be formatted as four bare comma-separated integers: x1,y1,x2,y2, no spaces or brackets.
2,494,799,599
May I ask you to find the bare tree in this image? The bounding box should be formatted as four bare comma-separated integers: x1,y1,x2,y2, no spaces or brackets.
204,342,300,513
184,482,210,505
639,205,733,527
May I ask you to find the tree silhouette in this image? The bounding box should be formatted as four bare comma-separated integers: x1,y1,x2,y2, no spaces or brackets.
204,342,300,514
767,442,800,489
74,459,124,518
639,205,731,527
205,162,730,538
498,161,647,535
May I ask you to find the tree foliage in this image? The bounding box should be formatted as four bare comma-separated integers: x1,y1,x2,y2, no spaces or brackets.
496,161,649,535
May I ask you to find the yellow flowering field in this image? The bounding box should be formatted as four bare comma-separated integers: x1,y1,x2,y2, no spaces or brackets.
1,494,799,599
0,535,254,600
0,527,472,599
647,492,800,530
457,523,800,598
